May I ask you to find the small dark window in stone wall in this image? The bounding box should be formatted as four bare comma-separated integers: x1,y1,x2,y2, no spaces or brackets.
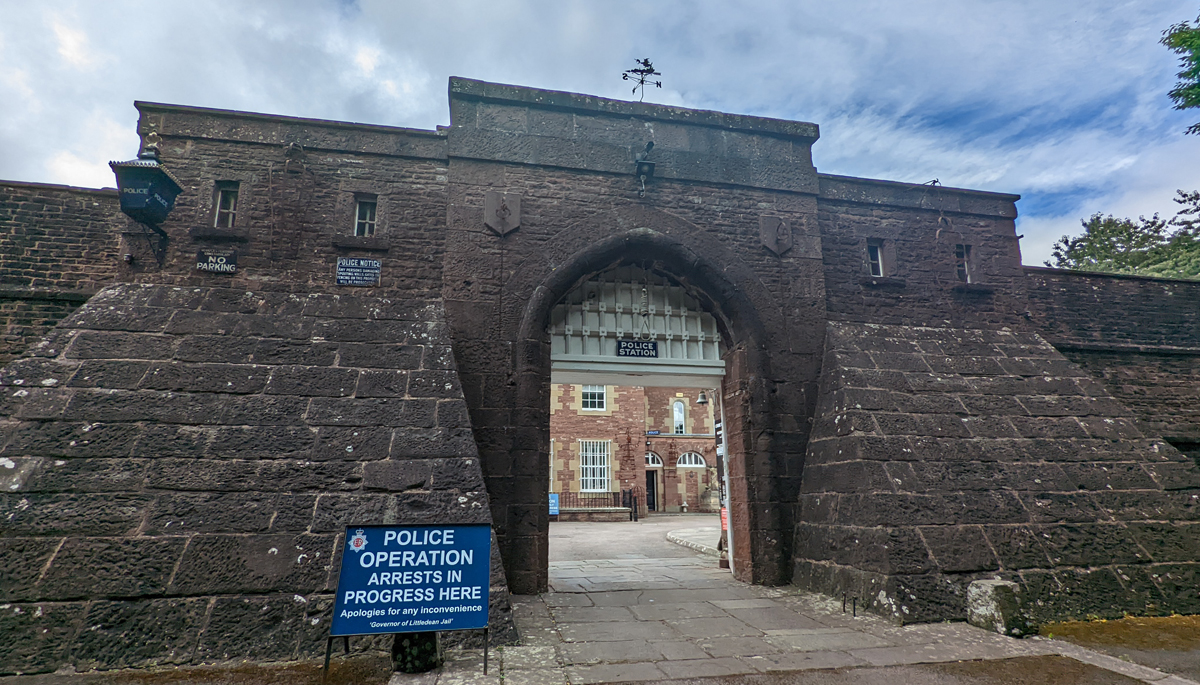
868,242,885,277
213,182,239,229
955,243,973,283
355,197,377,237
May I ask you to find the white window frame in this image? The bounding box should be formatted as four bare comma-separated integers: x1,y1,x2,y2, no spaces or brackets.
645,452,663,468
868,243,884,277
673,400,686,434
214,184,239,229
579,440,610,492
955,243,973,283
355,197,378,237
581,385,606,411
677,452,706,468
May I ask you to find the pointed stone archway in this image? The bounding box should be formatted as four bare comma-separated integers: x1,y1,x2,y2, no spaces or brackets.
443,204,826,594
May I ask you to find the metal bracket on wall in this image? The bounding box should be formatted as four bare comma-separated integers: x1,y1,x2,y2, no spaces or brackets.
122,223,169,268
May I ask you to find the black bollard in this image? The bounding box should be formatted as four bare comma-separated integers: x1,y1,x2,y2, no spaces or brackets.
392,632,442,673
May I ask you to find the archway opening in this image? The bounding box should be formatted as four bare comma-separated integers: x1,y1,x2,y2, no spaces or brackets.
544,263,735,576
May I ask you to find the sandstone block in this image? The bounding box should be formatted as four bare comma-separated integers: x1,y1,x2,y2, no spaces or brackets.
966,579,1034,636
71,599,207,670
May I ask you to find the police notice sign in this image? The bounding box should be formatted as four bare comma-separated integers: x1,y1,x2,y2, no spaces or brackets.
330,524,490,636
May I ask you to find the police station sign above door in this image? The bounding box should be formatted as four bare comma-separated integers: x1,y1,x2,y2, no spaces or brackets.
330,524,491,636
617,339,658,357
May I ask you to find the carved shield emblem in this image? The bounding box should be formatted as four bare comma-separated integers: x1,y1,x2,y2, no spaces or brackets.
484,191,521,236
760,216,792,255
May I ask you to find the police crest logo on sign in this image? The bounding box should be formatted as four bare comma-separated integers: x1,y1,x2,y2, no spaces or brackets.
348,529,369,552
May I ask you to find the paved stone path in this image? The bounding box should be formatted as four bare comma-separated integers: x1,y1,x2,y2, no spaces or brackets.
393,517,1198,685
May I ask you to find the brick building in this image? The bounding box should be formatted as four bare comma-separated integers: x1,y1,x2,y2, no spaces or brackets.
0,77,1197,674
550,382,719,515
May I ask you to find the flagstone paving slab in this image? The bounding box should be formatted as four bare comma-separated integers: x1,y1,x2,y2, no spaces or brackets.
547,606,636,623
564,661,665,684
668,616,764,638
656,656,752,679
695,636,785,658
628,601,729,621
651,640,712,660
557,620,682,643
763,629,893,652
740,649,870,672
559,639,664,665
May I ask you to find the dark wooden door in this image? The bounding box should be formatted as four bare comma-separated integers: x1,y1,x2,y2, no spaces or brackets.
645,470,657,511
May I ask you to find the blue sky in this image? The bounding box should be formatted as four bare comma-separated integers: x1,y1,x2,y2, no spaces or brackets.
2,0,1198,265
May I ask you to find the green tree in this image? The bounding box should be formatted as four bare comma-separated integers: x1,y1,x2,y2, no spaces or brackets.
1046,190,1200,280
1162,13,1200,134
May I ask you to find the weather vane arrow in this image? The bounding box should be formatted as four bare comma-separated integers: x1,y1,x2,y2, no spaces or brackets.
622,58,662,102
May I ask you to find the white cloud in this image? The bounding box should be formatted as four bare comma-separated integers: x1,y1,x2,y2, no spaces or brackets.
50,18,97,69
0,0,1197,266
43,112,138,189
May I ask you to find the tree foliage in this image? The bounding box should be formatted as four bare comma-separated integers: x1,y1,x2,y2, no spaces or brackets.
1046,190,1200,280
1162,13,1200,134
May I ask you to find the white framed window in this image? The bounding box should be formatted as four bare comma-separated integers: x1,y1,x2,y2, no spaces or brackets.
677,452,706,467
868,242,884,277
355,197,378,237
645,452,663,468
581,385,606,411
214,183,239,229
955,244,973,283
673,400,686,434
579,440,610,492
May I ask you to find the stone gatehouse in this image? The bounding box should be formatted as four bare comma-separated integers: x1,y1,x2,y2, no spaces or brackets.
0,77,1198,674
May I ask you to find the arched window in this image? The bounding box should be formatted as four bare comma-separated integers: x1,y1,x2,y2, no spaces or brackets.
673,400,686,434
677,452,706,467
645,452,663,467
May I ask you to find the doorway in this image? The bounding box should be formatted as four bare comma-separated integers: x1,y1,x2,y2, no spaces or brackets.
645,469,658,511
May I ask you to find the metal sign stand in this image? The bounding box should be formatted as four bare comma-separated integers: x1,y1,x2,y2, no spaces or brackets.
323,635,350,672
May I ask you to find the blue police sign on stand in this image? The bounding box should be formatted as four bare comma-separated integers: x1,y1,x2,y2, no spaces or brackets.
330,524,491,637
548,493,559,516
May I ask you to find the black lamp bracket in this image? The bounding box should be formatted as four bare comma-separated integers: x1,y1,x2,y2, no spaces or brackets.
635,141,656,198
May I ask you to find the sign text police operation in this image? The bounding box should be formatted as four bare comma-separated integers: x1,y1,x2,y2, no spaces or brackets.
330,524,490,636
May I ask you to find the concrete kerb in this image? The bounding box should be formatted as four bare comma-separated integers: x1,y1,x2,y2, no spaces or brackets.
666,526,722,558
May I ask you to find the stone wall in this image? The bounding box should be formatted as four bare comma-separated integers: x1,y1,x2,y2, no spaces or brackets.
817,175,1026,330
129,102,449,297
795,322,1200,624
0,285,515,675
0,182,125,363
1025,267,1200,457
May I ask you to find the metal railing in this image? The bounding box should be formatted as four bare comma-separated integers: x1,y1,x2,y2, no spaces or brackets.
557,491,623,509
555,488,643,521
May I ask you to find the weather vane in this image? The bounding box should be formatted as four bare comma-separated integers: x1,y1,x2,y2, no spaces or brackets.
622,58,662,102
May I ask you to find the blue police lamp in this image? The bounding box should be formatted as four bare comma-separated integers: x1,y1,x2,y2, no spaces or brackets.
109,132,182,240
